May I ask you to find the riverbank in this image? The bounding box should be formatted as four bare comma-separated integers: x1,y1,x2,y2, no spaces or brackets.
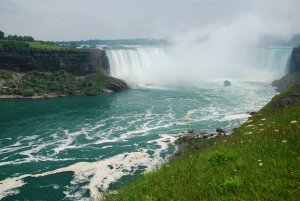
103,83,300,200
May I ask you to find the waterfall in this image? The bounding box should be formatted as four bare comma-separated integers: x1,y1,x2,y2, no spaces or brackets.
244,47,293,78
105,46,293,85
106,47,167,85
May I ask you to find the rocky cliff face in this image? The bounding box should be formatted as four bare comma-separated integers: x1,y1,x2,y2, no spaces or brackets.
290,46,300,72
0,49,109,75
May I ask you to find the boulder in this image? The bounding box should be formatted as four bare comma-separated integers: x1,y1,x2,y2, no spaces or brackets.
202,134,210,139
279,97,294,107
216,128,225,134
248,112,256,116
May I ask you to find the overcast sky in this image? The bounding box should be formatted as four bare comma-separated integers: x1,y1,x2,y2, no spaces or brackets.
0,0,300,41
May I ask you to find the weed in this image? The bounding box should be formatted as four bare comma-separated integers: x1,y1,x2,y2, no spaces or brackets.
220,176,242,194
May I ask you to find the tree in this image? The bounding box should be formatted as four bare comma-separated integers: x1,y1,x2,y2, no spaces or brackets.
6,35,18,40
0,30,4,40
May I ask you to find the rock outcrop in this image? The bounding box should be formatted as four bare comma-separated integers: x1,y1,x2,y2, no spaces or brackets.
0,49,109,76
290,46,300,72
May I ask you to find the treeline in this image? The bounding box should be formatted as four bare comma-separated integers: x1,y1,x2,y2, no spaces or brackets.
55,38,169,47
0,40,31,54
0,39,78,55
0,30,34,42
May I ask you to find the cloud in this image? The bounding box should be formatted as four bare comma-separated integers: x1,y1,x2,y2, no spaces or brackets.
0,0,299,40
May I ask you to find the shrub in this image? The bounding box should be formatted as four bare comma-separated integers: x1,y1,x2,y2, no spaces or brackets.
85,88,99,96
22,89,35,97
0,40,30,54
0,71,13,80
208,151,234,165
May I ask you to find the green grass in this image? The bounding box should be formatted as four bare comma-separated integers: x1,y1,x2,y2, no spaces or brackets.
104,85,300,201
26,41,68,51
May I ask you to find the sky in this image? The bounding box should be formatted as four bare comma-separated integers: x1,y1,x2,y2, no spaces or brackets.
0,0,300,41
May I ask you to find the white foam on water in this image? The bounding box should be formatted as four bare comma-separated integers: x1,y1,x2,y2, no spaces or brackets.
147,134,177,154
21,135,39,141
119,123,173,139
0,176,25,199
0,156,80,167
0,144,28,154
0,152,162,200
94,138,121,145
102,145,113,149
0,132,178,200
53,130,83,154
144,134,178,172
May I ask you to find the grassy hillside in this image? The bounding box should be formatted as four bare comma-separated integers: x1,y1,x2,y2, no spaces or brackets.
104,85,300,201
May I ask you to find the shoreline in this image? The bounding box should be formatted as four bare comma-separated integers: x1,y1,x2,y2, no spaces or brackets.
0,89,117,100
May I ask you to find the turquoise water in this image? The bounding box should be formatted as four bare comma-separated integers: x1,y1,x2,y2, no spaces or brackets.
0,81,275,200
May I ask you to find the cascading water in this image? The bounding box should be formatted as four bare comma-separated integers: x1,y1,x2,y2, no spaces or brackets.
244,47,293,78
106,47,167,85
106,46,293,84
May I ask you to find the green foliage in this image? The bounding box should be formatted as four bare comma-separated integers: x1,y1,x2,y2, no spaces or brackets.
0,40,78,54
6,34,34,41
220,176,242,194
208,151,235,165
18,70,84,95
0,40,30,54
0,70,13,80
0,30,4,40
26,41,70,51
22,89,35,97
83,70,109,96
105,85,300,201
0,69,119,97
55,38,169,47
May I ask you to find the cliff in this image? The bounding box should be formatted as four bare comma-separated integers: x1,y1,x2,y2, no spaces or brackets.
290,46,300,72
0,49,110,75
272,72,300,92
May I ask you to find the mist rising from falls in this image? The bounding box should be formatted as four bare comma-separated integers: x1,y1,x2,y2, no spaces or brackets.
106,46,293,86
